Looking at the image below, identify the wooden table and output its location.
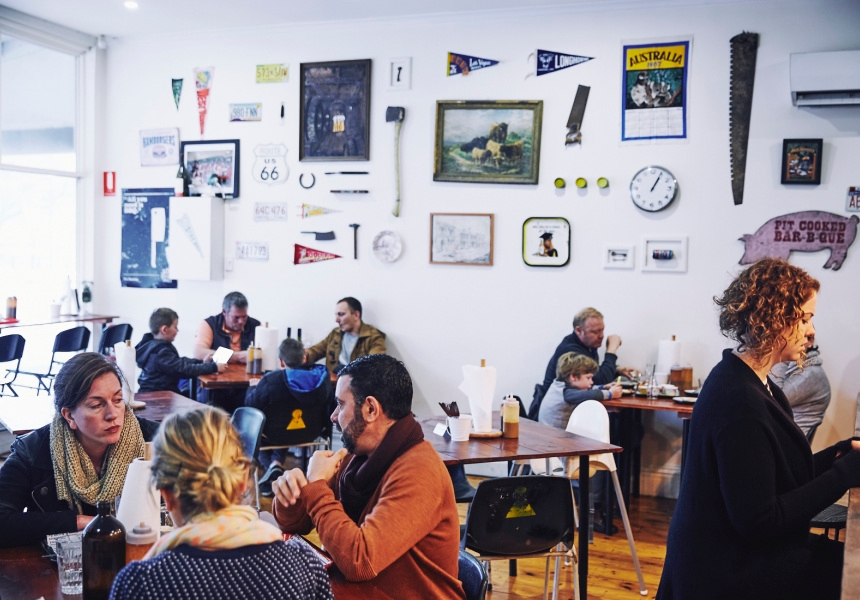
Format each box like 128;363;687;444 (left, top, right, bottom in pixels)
421;414;620;600
197;363;262;390
0;391;200;435
0;545;67;600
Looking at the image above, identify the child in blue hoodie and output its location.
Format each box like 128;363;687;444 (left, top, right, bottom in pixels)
245;337;333;495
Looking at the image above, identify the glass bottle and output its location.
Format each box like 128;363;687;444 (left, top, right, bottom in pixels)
82;500;126;600
246;341;255;374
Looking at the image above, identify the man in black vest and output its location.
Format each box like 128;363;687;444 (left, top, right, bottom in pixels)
193;291;261;412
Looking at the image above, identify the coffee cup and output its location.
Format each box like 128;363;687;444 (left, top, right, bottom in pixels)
447;415;473;442
661;384;679;396
50;302;61;319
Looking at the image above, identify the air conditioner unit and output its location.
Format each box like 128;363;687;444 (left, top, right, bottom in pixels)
790;49;860;106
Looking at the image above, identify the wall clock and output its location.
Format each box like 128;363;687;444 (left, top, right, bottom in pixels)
630;166;678;212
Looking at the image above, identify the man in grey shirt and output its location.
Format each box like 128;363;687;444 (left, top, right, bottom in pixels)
771;334;831;443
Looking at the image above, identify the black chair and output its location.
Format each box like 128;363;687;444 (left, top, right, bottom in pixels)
0;334;25;397
458;550;489;600
462;476;577;600
811;503;848;540
18;326;90;395
231;406;266;511
98;323;133;355
257;388;334;471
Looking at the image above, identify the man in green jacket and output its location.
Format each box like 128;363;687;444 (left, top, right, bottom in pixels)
305;297;386;377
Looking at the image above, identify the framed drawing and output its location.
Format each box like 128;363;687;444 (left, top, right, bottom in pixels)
603;245;635;269
430;213;494;266
522;217;570;267
299;59;371;161
180;139;240;198
781;138;822;185
433;100;543;184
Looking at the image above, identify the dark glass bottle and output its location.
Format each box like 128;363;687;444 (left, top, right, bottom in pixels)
82;500;126;600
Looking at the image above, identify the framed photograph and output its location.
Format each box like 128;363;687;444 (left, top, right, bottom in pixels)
781;138;822;185
433;100;543;185
180;139;240;198
299;59;371;161
642;235;688;273
430;213;494;266
523;217;570;267
603;245;635;269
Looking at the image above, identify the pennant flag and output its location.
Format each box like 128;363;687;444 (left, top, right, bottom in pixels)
298;203;339;219
193;67;213;136
294;244;341;265
448;52;499;76
536;50;593;76
172;78;183;110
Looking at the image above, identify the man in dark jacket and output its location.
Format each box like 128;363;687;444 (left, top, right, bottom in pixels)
246;337;333;496
136;308;225;396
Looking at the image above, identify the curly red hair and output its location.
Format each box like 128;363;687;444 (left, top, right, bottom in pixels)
715;258;819;363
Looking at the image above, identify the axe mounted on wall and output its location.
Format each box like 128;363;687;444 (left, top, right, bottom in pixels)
386;107;405;216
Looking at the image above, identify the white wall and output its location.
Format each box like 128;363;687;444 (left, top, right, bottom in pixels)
93;0;860;493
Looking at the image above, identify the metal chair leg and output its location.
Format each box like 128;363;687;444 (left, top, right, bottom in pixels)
610;470;647;595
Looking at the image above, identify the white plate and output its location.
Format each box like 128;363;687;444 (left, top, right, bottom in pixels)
372;230;403;263
673;397;697;404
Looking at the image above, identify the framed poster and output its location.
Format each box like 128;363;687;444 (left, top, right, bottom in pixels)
180;139;240;198
139;128;179;166
522;217;570;267
433;100;542;184
430;213;494;266
781;139;822;185
299;59;371;161
120;188;178;288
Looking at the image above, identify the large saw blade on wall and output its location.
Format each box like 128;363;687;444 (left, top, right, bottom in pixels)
729;32;759;205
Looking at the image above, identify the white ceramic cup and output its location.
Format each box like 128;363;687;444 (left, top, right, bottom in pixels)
447;415;473;442
655;372;669;385
50;302;61;319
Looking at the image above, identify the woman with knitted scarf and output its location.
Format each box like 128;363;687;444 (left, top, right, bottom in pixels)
110;406;333;600
0;352;159;548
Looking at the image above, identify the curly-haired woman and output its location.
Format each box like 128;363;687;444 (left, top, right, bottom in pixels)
657;258;860;600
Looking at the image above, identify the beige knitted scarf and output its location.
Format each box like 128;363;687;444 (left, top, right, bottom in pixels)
50;405;145;514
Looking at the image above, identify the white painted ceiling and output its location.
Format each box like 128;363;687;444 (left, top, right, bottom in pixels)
2;0;753;39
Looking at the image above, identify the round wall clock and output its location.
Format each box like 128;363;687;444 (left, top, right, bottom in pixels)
630;166;678;212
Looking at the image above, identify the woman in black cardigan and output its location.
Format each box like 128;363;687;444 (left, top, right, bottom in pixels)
657;258;860;600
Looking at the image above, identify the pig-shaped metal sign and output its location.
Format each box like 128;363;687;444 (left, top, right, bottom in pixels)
739;210;859;270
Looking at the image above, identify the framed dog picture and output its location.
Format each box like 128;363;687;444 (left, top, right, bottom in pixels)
433;100;543;185
299;59;371;161
781;138;822;185
180;139;240;198
522;217;570;267
430;213;494;266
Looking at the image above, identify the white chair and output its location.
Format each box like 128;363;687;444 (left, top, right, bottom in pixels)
566;400;648;596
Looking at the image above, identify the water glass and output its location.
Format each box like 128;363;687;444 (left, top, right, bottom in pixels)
55;534;83;595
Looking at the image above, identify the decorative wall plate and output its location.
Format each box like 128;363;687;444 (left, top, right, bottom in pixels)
372;230;403;263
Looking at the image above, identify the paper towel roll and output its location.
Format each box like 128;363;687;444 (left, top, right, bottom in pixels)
255;326;280;372
458;364;497;433
117;458;161;539
656;339;681;373
114;342;136;404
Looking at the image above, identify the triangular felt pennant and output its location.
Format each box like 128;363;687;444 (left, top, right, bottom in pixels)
193;67;213;136
536;50;594;76
294;244;341;264
448;52;499;76
172;78;183;110
298;203;340;218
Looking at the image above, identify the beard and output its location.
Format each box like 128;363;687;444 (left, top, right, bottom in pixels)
338;409;367;454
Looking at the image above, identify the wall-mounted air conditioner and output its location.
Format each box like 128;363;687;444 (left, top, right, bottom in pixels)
790;49;860;106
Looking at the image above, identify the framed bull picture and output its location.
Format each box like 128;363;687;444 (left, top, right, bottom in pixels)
433;100;543;185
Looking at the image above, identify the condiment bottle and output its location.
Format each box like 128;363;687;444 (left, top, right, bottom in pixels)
502;396;520;439
246;342;255;374
254;345;264;375
125;522;157;564
83;500;126;600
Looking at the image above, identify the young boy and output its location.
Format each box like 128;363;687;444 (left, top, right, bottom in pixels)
537;352;622;430
136;308;226;396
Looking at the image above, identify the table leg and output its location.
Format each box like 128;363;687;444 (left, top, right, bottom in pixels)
681;417;691;481
579;455;590;600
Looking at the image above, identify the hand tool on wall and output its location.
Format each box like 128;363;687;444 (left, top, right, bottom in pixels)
349;223;360;259
300;231;336;241
729;31;759;205
386;106;405;216
565;85;590;145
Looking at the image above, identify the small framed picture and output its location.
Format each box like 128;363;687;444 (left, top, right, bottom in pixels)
180;139;240;198
430;213;494;266
603;245;635;269
522;217;570;267
781;138;822;185
388;57;411;90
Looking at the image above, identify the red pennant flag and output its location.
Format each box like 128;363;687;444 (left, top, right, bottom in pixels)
196;88;210;135
294;244;341;264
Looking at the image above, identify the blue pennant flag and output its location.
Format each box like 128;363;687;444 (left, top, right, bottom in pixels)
448;52;499;76
536;49;594;76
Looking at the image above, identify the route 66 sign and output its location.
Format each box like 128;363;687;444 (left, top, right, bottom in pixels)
252;143;288;185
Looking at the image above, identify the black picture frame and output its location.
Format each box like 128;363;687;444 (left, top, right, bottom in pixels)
180;139;240;198
781;138;822;185
299;59;372;161
522;217;570;267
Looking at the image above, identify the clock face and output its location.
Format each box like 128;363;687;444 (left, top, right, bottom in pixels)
630;166;678;212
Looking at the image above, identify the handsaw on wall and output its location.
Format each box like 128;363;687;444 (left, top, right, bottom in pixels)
729;32;759;205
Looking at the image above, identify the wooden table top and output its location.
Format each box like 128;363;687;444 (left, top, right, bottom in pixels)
197;363;262;390
0;545;65;600
0;313;118;330
602;394;695;417
0;391;200;435
842;488;860;599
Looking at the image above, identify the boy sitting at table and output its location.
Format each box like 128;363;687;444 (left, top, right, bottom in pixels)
537;352;622;430
136;308;226;396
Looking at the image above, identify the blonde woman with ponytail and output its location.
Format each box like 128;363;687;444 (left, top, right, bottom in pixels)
110;406;333;600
